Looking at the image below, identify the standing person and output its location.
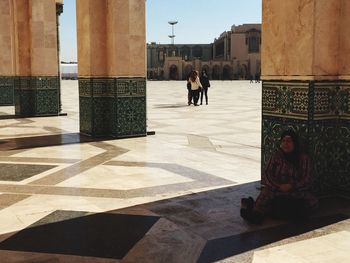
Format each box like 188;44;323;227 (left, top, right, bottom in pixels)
200;69;210;105
255;73;260;83
186;72;193;105
188;70;202;106
240;130;318;224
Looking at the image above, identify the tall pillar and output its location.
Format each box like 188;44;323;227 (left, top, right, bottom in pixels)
262;0;350;196
0;0;15;106
77;0;146;137
13;0;59;116
56;1;63;113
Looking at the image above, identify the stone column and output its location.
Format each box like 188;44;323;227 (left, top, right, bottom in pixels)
13;0;60;116
262;0;350;196
0;0;15;106
56;1;63;113
77;0;146;137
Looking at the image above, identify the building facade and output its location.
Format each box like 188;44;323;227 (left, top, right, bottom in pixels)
147;24;261;80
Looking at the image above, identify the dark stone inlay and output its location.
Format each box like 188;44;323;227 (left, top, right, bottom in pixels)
197;213;349;263
0;163;57;182
0;210;160;260
0;133;118;151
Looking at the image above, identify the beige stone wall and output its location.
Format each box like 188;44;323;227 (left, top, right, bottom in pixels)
13;0;31;76
30;0;58;76
0;0;15;75
313;0;340;77
339;0;350;79
77;0;145;78
230;34;247;61
76;0;107;77
262;0;314;78
9;0;58;76
262;0;347;80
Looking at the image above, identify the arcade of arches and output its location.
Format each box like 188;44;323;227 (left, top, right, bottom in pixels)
0;0;349;206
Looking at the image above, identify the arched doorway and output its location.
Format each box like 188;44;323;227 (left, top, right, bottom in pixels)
169;65;179;80
222;65;233;80
184;64;193;80
212;65;221;80
241;64;248;80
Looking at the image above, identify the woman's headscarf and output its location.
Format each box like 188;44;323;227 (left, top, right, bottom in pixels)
280;129;300;167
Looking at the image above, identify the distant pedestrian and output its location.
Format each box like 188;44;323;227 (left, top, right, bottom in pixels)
186;73;192;105
200;69;210;105
255;73;260;83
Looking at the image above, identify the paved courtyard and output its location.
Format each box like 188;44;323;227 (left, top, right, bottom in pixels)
0;80;349;262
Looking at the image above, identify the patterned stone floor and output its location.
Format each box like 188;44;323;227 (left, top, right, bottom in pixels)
0;80;349;262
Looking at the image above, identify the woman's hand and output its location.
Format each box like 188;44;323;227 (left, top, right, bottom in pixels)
278;184;293;193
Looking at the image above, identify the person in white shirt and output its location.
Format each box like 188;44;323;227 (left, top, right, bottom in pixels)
188;70;203;106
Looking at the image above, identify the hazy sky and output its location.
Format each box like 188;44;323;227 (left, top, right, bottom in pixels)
59;0;262;62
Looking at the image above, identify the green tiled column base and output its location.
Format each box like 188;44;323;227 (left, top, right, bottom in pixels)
262;80;350;197
14;76;59;116
79;77;146;138
0;76;15;106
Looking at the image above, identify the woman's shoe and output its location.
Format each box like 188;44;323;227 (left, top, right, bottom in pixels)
240;208;264;224
241;197;254;210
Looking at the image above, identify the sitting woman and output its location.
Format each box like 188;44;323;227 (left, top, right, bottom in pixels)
241;130;318;223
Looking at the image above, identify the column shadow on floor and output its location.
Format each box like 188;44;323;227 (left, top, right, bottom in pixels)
197;213;348;263
0;133;116;151
0;182;348;261
0;211;160;260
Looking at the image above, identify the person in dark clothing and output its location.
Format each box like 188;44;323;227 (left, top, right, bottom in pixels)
186;72;193;105
255;73;260;83
200;69;210;105
240;130;318;224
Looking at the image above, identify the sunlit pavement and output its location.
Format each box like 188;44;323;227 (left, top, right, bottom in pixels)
0;81;348;262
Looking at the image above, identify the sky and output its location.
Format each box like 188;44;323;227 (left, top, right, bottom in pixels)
59;0;262;62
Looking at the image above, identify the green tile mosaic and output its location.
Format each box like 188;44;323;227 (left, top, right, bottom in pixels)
79;77;147;138
0;77;14;106
262;80;350;197
14;76;60;116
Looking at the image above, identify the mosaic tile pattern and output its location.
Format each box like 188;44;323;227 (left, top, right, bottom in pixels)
0;76;14;106
14;76;59;116
262;80;350;196
262;81;310;119
314;82;350;119
79;77;146;138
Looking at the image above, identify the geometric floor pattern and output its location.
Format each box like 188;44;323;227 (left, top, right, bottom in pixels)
0;81;349;262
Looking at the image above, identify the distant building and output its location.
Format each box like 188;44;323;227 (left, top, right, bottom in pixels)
147;24;261;80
